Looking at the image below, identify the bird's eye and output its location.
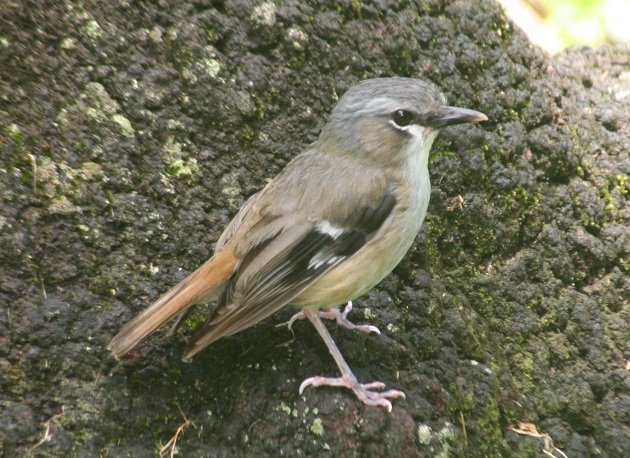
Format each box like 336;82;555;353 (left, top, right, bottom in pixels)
391;109;414;128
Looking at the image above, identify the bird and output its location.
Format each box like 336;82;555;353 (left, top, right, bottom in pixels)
107;77;487;411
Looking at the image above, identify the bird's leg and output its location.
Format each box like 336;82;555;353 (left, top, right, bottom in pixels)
298;308;405;412
280;301;380;334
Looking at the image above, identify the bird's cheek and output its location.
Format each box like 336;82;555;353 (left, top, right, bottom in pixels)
355;119;406;162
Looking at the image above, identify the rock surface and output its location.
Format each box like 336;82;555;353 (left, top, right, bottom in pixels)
1;1;628;456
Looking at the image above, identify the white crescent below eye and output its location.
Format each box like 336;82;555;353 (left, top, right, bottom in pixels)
389;120;424;137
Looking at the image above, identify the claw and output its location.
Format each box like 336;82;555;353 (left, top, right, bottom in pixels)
299;374;405;412
336;302;381;334
280;301;381;335
286;311;305;331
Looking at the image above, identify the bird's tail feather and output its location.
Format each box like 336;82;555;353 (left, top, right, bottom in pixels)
107;248;237;358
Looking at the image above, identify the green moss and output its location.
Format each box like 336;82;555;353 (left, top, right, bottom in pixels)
203;57;221;79
614;174;628;195
205;27;219;42
475;397;504;453
430;148;456;162
3;122;23;142
509;351;536;392
161;136;200;179
434;423;456;458
598;174;627;219
417;424;432;445
251;1;277;27
252;94;271;121
349;0;361;17
0;360;29;396
167;368;182;378
111;114;135;138
448;387;475;415
309;417;324;436
181;304;212;330
83;19;103;40
167;158;199;178
288;54;308;70
239;125;255;142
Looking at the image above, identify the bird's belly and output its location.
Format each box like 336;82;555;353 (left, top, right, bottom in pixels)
294;194;428;309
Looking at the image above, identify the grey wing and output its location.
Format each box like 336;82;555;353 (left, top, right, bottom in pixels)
184;189;397;357
215;191;263;252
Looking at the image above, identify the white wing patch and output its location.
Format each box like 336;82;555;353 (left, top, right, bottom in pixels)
315;221;344;239
308;253;344;270
308;221;346;269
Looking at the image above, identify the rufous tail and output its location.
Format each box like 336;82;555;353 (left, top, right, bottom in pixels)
107;248;237;358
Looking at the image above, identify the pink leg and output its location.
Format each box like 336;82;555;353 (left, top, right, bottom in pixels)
281;301;380;335
299;308;405;412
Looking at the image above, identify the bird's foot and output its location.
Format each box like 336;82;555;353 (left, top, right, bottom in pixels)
280;301;380;334
299;374;405;412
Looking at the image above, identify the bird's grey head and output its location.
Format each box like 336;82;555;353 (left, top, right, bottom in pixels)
317;77;487;167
